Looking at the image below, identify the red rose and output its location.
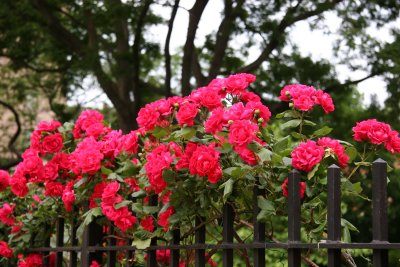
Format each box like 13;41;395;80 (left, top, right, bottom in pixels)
0;170;10;192
205;107;225;134
317;137;349;168
0;241;13;258
44;182;64;197
158;206;175;231
291;140;324;172
228;120;258;148
141;216;155;232
101;182;120;205
188;144;222;183
42;133;64;153
137;104;160;131
176;102;198;127
0;203;15;226
10;174;29;197
281;178;306;199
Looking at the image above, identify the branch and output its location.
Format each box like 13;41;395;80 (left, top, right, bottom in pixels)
31;0;84;54
181;0;209;96
208;0;244;81
238;0;343;73
164;0;180;97
132;0;153;110
0;100;22;170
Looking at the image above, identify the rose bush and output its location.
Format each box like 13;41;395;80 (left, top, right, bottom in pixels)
0;73;399;266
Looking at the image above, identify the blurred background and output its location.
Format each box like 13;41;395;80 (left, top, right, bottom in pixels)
0;0;400;264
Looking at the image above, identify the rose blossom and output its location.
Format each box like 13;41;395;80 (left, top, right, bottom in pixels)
42;133;64;153
188;144;222;183
228;120;259;148
0;170;10;192
0;241;13;258
158;206;175;231
176;102;198;127
141;216;155;232
291;140;325;172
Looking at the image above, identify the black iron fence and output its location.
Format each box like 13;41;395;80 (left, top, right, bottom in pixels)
19;159;395;266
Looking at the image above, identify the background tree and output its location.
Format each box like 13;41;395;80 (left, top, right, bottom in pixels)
1;0;399;132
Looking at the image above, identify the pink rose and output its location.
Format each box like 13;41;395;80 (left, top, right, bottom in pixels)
291;140;324;172
42;133;64;153
158;206;175;231
0;241;13;258
0;170;10;192
176;102;198;127
205;107;225;134
137;104;160;131
228;120;258;148
188;144;222;183
44;182;64;197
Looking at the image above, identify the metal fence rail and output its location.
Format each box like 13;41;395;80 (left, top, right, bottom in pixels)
24;159;393;267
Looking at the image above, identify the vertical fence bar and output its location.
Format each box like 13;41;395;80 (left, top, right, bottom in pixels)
288;170;301;267
222;203;234;267
69;210;78;267
195;216;206;267
81;202;103;267
372;159;388;267
147;194;158;267
327;165;341;267
170;229;180;267
253;178;265;267
42;223;51;267
107;225;116;267
56;216;65;267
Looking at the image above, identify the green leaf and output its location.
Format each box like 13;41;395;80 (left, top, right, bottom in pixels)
132;190;146;198
343;226;351;243
257;196;276;222
150;127;169;138
247;142;259;152
74;177;88;189
220;179;234;202
101;166;113;175
274;136;289;152
257;148;272;163
143;206;159;214
76;207;102;237
223;167;245;178
132;238;152;249
175;127;196;139
276;110;300;119
282;157;292;166
115;200;132;209
352;182;363;194
116;160;139;176
310;221;327;234
345;146;358;162
291;132;306;139
162;168;175;183
313;126;333;137
303;120;316;126
354;161;372;167
307;164;320;180
271;152;283;165
341;218;359;232
281;119;301;130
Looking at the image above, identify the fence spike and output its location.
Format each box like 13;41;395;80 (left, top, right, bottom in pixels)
288;169;301;267
372;158;388;266
327;164;341;267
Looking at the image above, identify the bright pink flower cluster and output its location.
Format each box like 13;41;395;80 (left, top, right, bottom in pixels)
317;137;349;167
17;253;42;267
279;84;334;113
292;138;349;171
158;206;175;232
30;120;63;154
101;182;137;232
352;119;400;154
0;203;15;226
291;140;325;172
176;143;222;183
72;110;108;139
0;170;10;192
0;241;13;258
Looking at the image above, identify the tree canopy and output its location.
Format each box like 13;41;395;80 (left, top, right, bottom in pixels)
1;0;399;131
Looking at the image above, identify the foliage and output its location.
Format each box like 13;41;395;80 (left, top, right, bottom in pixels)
0;0;399;132
1;74;400;265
